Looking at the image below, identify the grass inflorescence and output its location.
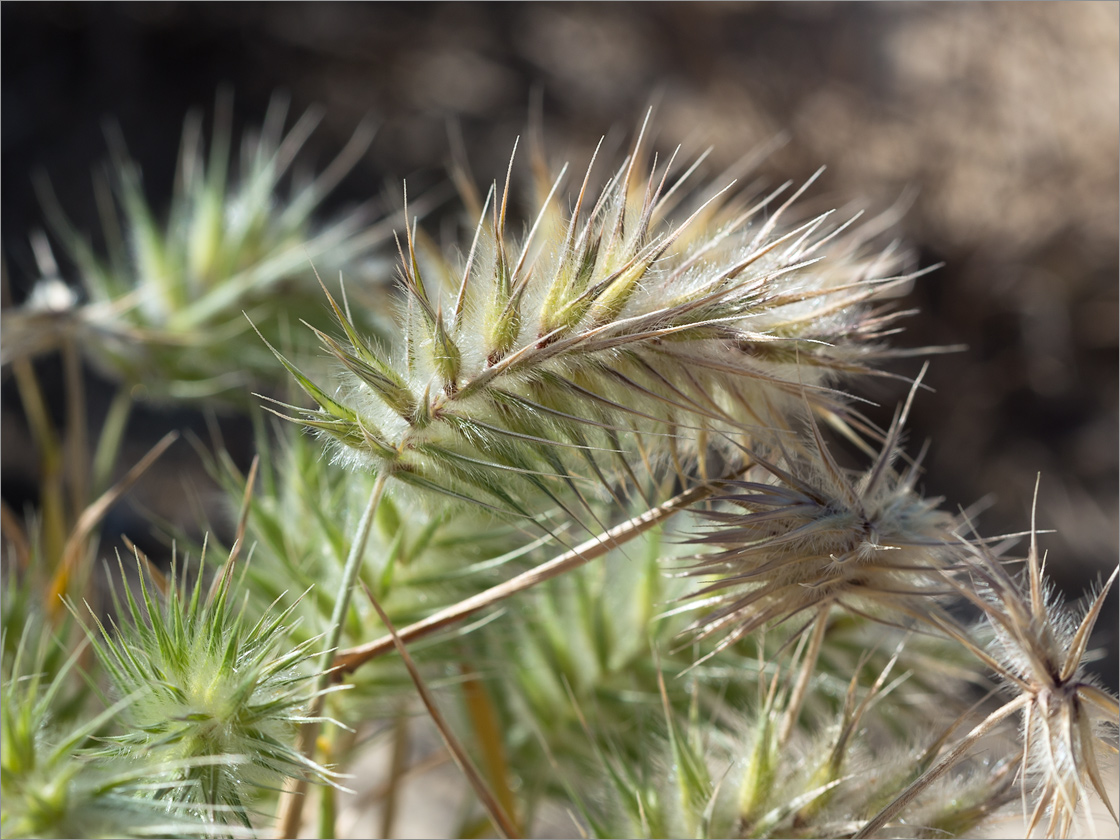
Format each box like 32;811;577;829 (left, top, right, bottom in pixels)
264;122;921;529
2;105;1116;839
75;551;337;830
2;92;391;402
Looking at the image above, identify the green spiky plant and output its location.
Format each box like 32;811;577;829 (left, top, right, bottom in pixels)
2;92;393;402
1;553;256;839
2;104;1116;840
76;549;340;828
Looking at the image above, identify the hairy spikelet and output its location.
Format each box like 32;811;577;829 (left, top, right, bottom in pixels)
268;125;920;521
955;529;1119;837
77;553;335;828
679;373;957;653
855;498;1119;840
1;612;238;838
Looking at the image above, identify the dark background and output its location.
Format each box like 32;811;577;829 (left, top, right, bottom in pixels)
3;2;1117;687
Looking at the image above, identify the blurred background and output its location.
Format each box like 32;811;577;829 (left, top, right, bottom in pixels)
2;2;1117;687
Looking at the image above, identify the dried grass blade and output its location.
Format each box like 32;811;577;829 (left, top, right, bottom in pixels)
0;498;31;569
359;581;519;839
48;430;179;614
334;472;736;675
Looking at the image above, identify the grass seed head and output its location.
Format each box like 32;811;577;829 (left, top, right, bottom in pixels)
3;92;388;401
272;127;921;523
2;613;240;838
955;522;1119;838
79;552;335;826
681;379;956;649
569;654;1009;839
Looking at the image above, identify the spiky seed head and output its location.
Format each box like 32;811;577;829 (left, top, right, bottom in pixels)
568;655;1011;840
79;554;335;825
2;615;238;838
953;525;1119;838
270;127;921;523
2;94;386;399
680;381;956;651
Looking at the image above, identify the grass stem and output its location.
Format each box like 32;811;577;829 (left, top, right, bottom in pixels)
334;474;732;676
275;470;388;838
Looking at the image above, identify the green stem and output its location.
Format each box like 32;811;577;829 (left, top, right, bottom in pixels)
275;471;388;839
91;389;133;497
62;338;88;519
316;755;336;840
321;470;389;690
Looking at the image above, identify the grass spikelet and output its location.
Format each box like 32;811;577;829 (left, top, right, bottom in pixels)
76;548;337;828
565;649;1011;840
1;608;240;839
952;511;1118;838
679;372;957;653
858;484;1119;839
